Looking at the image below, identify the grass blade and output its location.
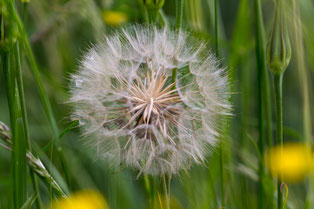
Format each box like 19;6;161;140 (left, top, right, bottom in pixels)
2;48;27;209
15;42;42;209
14;118;27;209
42;121;79;153
5;0;70;187
20;193;37;209
291;1;313;206
0;122;68;197
254;0;275;208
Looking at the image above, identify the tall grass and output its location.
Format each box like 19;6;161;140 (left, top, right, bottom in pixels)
0;0;313;209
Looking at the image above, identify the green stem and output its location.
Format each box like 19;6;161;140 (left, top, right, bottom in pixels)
274;73;283;209
15;42;30;169
144;175;153;209
137;0;149;23
171;68;177;86
158;10;168;27
171;0;184;83
148;9;159;23
2;45;28;209
15;43;42;209
2;50;18;209
22;2;28;23
8;0;60;156
1;9;4;40
255;0;265;208
2;52;15;127
291;0;312;152
0;124;67;198
219;146;225;207
176;0;184;29
160;175;170;209
214;0;219;58
214;0;225;207
255;0;275;207
23;36;61;152
264;75;273;148
7;1;71;188
172;0;184;85
164;175;170;209
291;1;313;208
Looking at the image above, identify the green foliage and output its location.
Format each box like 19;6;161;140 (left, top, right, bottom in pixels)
0;0;313;209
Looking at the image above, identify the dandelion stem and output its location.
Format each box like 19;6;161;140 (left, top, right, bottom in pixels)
164;175;171;209
274;73;283;209
214;0;219;58
144;175;154;209
172;0;184;85
170;68;177;86
175;0;184;29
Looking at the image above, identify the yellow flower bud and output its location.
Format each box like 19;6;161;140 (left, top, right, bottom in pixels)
266;0;291;74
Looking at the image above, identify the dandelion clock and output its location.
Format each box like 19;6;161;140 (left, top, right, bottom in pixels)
69;26;231;176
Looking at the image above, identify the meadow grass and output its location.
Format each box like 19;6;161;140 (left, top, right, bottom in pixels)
0;0;313;209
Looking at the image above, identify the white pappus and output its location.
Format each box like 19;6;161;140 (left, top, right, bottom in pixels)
69;26;231;176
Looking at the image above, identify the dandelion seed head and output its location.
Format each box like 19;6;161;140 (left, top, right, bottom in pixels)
69;26;231;176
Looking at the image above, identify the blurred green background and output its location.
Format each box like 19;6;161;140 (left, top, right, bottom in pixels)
0;0;313;208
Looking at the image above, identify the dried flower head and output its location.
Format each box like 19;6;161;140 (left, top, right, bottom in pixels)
69;26;231;176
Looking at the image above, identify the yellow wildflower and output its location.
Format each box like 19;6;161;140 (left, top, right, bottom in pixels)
51;190;108;209
102;11;128;27
266;143;313;182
